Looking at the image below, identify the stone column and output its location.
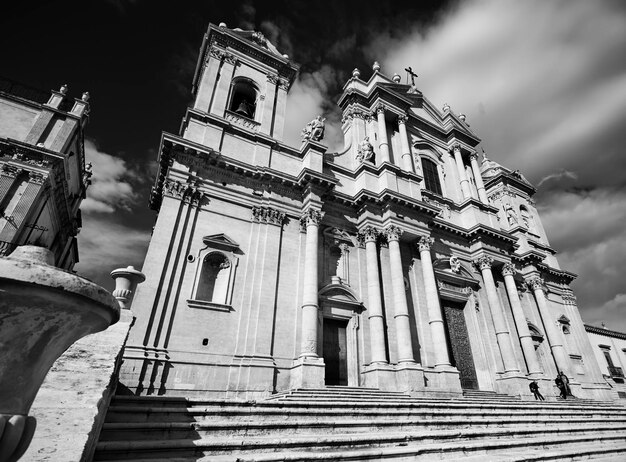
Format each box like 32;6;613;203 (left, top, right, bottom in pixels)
502;263;542;375
451;143;472;200
418;236;451;368
469;151;489;204
299;209;324;358
397;114;413;173
475;256;520;373
385;225;414;363
211;53;237;116
376;104;390;164
528;276;571;375
361;226;387;364
259;74;278;136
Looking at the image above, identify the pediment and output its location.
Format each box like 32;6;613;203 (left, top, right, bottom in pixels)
202;233;240;251
319;283;362;309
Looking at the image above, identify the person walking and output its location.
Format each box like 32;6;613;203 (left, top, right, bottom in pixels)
555;374;567;399
559;371;573;397
529;380;545;401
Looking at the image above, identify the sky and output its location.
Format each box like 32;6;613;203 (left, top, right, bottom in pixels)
1;0;625;331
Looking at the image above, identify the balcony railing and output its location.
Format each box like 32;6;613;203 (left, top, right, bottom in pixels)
609;366;624;378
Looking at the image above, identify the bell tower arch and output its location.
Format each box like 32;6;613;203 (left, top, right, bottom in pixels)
188;23;298;141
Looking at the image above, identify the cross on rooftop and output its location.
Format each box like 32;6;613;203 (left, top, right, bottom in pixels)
405;66;418;86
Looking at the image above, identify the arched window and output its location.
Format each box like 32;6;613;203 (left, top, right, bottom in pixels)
229;78;258;119
196;252;231;304
519;205;534;231
422;157;443;195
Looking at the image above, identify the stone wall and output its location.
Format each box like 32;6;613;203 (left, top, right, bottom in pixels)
22;310;133;462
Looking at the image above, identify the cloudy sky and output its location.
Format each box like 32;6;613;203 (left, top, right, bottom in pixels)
2;0;625;330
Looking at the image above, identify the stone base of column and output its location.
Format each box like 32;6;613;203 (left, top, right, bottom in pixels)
289;357;325;389
494;372;530;398
423;367;462;393
395;363;425;393
362;363;396;391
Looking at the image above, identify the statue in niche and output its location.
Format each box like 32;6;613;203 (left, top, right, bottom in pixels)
302;115;325;142
504;203;518;225
356;136;375;163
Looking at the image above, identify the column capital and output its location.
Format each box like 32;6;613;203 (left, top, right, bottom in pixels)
501;262;517;277
474;255;494;270
375;103;386;114
253;206;286;225
358;225;379;243
469;151;479;162
562;291;577;306
449;142;462;154
266;73;279;85
300;209;324;227
384;225;403;242
397;114;408;124
417;236;435;252
527;276;546;293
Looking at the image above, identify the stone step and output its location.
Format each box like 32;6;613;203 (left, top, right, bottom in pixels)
98;416;626;440
93;427;626;460
103;402;626;424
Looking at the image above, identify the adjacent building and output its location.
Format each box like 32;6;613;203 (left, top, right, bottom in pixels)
0;77;91;269
586;324;626;398
119;24;613;400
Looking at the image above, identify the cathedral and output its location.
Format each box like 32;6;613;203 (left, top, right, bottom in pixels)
119;23;611;400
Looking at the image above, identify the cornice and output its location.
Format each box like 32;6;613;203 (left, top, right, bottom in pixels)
585;324;626;340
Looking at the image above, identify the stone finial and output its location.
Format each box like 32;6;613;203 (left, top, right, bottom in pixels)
443;103;450;112
219;22;227;28
59;84;68;95
282;54;289;59
81;91;90;102
352;68;361;79
110;265;146;310
372;61;381;72
459;113;466;122
392;73;401;83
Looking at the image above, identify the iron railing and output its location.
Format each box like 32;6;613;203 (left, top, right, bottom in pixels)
609;366;625;378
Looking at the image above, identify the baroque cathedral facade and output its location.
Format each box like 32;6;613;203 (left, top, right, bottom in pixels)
119;24;611;400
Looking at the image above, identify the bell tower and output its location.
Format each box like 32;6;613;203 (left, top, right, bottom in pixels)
185;23;298;144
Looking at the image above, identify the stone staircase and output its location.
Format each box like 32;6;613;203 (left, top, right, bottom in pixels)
94;386;626;461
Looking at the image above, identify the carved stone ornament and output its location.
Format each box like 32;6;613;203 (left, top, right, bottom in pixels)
358;225;379;243
163;179;186;199
504;203;519;226
502;262;517;277
28;172;47;185
469;151;479;162
252;206;286;225
222;52;238;65
488;184;516;203
375;103;386;115
208;46;223;60
356;136;374;163
474;255;494;271
278;78;290;91
384;225;403;242
300;209;324;227
338;242;350;256
266;74;279;85
301;116;325;142
449;143;462;154
561;290;577;306
1;164;22;178
341;106;373;124
417;236;435;252
397;114;408;124
527;276;546;293
449;256;462;273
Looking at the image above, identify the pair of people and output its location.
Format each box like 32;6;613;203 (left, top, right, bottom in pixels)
528;371;572;401
555;371;572;399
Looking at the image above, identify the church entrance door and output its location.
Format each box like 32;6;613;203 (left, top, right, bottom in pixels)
323;318;348;386
442;301;478;390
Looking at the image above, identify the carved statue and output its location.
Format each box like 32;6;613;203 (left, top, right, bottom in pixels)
301;115;325;142
356;136;374;163
504;203;518;225
449;256;461;273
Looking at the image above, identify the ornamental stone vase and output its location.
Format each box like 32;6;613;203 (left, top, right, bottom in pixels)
0;246;119;462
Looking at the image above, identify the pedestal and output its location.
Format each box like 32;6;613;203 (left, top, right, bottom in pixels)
362;363;397;390
290;357;325;389
395;363;425;393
